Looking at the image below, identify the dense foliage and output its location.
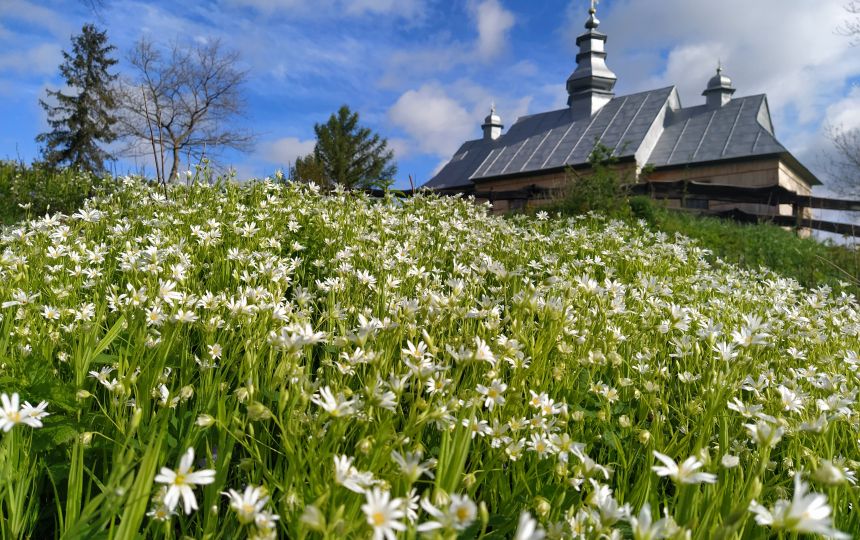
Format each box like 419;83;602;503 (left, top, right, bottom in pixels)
544;145;638;218
0;161;112;224
1;178;859;539
629;196;860;294
310;105;397;190
36;24;118;174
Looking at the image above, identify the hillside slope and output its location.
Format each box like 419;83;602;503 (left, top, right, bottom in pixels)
1;181;858;538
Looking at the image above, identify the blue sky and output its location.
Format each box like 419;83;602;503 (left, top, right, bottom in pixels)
2;0;860;190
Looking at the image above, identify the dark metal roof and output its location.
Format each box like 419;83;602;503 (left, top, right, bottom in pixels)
424;87;822;189
474;87;675;180
422;139;496;190
425;87;674;189
648;95;786;167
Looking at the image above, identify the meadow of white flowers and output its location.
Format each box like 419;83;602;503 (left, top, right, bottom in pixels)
0;177;858;539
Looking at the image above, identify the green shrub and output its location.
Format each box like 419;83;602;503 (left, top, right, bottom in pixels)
0;161;114;222
543;143;636;218
631;196;860;293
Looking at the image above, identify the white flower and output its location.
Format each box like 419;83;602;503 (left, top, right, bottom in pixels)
146;503;176;522
745;421;784;448
391;449;436;483
207;343;223;360
333;455;376;493
158;279;184;305
476;379;507;410
361;487;406;540
0;392;49;432
224;485;269;524
514;511;545;540
311;386;356;418
587;479;630;525
42;305;61;320
154;448;216;514
813;460;856;486
777;385;804;413
651;451;716;485
720;454;740;468
572;447;612;479
628;502;669;540
417;494;477;532
748;473;849;539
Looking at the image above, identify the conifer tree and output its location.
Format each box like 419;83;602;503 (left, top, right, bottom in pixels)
313;105;397;190
37;24;118;174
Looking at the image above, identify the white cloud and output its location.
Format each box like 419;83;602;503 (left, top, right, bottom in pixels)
228;0;426;19
0;0;72;38
345;0;426;18
379;0;515;87
586;0;860;129
388;80;534;159
825;86;860;131
387;137;413;160
260;137;316;166
0;43;62;75
389;83;475;157
469;0;515;60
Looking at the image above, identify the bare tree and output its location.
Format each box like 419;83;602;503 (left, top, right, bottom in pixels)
838;1;860;43
116;37;253;184
823;124;860;194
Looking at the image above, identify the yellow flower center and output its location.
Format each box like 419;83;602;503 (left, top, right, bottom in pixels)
372;511;386;526
456;507;471;522
8;411;20;423
174;473;186;485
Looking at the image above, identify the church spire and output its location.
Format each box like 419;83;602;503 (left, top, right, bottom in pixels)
702;61;736;109
481;104;503;141
567;1;617;118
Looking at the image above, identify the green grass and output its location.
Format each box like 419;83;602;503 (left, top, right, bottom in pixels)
627;196;860;294
0;176;859;539
0;161;111;224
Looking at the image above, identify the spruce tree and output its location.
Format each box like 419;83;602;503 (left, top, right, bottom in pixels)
313;105;397;190
36;24;118;174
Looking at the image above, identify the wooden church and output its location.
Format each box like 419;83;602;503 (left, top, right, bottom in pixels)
423;4;821;216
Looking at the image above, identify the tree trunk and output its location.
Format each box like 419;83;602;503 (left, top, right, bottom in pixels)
169;147;180;184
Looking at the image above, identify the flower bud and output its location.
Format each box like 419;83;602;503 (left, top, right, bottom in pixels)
534;496;551;518
357;437;374;455
479;501;489;529
196;414;216;428
247;402;273;422
462;472;477;489
130;407;143;432
179;385;194;401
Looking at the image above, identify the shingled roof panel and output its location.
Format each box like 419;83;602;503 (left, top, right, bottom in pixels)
470;87;675;180
648;95;789;168
423;139;494;190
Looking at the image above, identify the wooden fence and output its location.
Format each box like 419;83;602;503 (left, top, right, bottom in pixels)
368;182;860;237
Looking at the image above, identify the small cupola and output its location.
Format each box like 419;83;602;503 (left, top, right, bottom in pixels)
566;1;617;118
482;105;503;141
703;63;736;109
